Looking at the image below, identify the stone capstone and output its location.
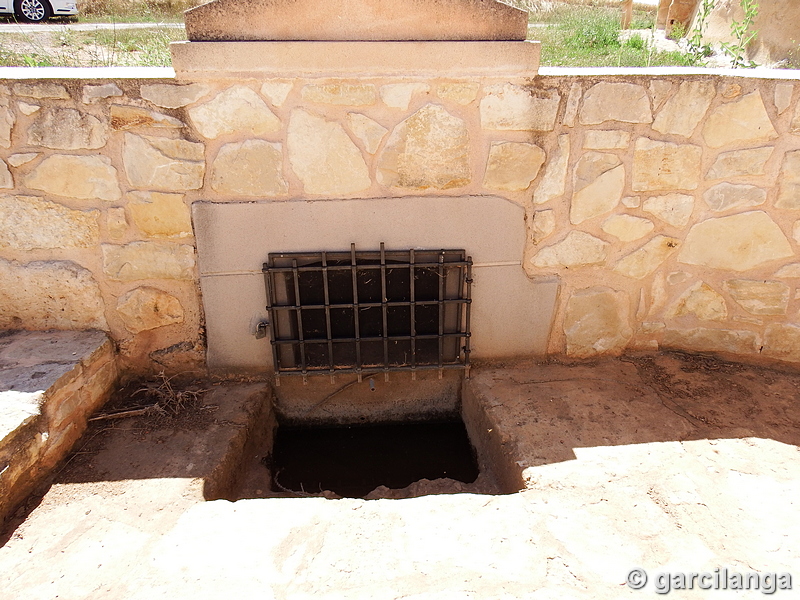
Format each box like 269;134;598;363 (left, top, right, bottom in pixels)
0;195;99;250
347;113;388;155
564;287;632;357
776;150;800;210
82;83;122;104
533;134;569;205
377;104;469;190
763;324;800;362
437;82;480;105
260;80;293;107
703;183;766;212
678;211;794;271
110;105;184;131
102;242;196;281
12;83;69;99
116;286;185;334
642;194;694;228
480;84;560;131
380;83;430;110
582;130;630;150
723;279;789;315
25;154;121;202
122;133;205;191
288;109;371;195
531;231;608;269
667;282;728;321
652;80;715;137
632;138;702;192
483;142;545;192
26;108;107;150
210;140;288;197
601;214;654;242
613;235;680;279
706;146;773;179
662;327;758;355
0;259;107;330
188;85;281;139
126;192;193;238
141;83;211;109
579;82;652;125
702;91;777;149
570;152;624;224
302;83;377;106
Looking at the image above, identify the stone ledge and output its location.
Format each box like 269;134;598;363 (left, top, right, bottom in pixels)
538;66;800;79
170;41;540;79
0;66;175;80
0;330;118;526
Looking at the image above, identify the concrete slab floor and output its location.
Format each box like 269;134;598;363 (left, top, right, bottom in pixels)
1;353;799;599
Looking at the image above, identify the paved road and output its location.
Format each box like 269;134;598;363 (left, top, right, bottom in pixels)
0;21;184;33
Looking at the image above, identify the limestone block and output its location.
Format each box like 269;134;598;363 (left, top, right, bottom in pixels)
632;138;701;191
122;133;205;192
110;105;183;130
379;83;429;110
82;83;122;104
347;113;388;154
642;193;694;228
141;83;211;109
0;195;99;250
662;327;758;355
774;263;800;278
762;324;800;362
0;160;11;189
480;83;560;131
116;287;185;334
649;80;673;110
188;85;280;139
260;80;293;107
210;140;288;197
622;196;641;208
437;82;479;105
377;104;469;190
106;207;127;240
579;82;652;125
723;279;789;315
533;134;569;205
702;91;777;149
613;235;680;279
776;150;800;210
26;154;121;202
563;82;581;127
667;282;727;321
483;142;545;192
706;147;773;179
289;109;371;195
601;214;654;242
0;259;107;330
7;153;37;167
652;81;715;138
0;104;13;148
678;211;793;271
127;191;193;238
570;152;623;224
529;209;556;244
531;231;608;269
703;183;766;212
102;242;195;281
302;83;377;106
564;287;632;357
774;83;793;115
17;102;39;116
582;130;630;150
12;83;69;99
27;108;107;150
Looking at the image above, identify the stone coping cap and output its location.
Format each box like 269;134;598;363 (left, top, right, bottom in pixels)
184;0;528;42
170;40;541;78
538;66;800;79
0;66;176;79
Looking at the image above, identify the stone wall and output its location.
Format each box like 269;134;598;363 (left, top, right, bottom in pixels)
0;69;799;372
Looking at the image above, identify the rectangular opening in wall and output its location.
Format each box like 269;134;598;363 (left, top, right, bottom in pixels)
263;243;472;382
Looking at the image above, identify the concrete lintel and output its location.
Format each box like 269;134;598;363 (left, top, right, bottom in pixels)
170;41;540;79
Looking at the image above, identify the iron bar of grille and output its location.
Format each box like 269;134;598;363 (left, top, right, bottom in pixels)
380;242;390;381
350;243;362;382
263;262;282;385
437;251;445;378
265;299;469;310
409;248;416;380
271;332;467;345
264;261;471;273
291;259;308;382
464;259;473;378
321;251;335;382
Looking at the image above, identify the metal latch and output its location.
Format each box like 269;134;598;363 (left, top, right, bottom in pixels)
255;320;270;339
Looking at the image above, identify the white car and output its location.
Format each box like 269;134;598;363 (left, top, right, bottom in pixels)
0;0;78;22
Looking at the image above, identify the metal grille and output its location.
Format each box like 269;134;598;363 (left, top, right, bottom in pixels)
263;243;472;383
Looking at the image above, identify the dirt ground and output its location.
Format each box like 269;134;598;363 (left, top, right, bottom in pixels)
1;352;799;599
